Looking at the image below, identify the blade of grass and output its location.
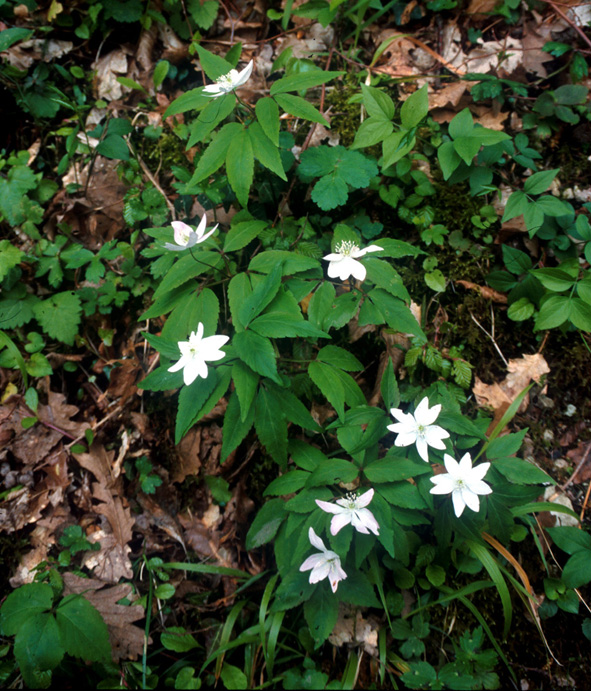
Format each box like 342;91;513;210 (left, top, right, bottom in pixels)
466;539;512;640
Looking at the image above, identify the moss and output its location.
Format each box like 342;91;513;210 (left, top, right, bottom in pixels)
139;130;189;172
324;78;365;148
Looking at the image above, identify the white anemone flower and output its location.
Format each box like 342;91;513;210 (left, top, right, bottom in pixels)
299;527;347;593
202;60;254;98
164;216;218;251
322;240;383;282
316;488;380;536
167;322;229;386
388;397;450;463
430;452;492;517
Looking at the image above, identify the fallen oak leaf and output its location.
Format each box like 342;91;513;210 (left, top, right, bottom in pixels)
62;572;148;660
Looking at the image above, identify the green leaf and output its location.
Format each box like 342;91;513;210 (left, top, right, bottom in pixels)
256;97;280;146
33;292;81;346
268;383;320;431
250;313;327;338
226;128;254;207
0;240;24;282
502;191;528;223
308;360;345;420
502;245;532;275
0;583;53;636
449;108;474;139
380;358;399;409
400;84;429;129
368;289;424;339
453;136;483;166
175;371;220;443
161;627;200;653
324;292;362;331
248;121;287;180
424;269;446;293
361;84;395;120
152;252;220;302
164;89;210;118
274;93;329;126
232;361;259;422
493;457;552;484
239;264;283;327
270;70;344;95
153;60;170;88
0;27;34;52
534;295;570;330
55;594;110;661
523;169;560;195
249;250;320;275
364;456;431;483
507;297;534;321
161;288;220;343
317;345;363;371
255;386;288;467
245;498;286;549
221;391;255;461
195;44;233;80
536;195;570;217
546;527;591;554
569;298;591;331
264;470;310;496
437;140;462;180
308;281;335;330
14;613;64;683
377;483;427;509
531;268;575;292
311;174;349;210
233;330;280;382
306;458;359;487
351;117;394;149
96;135;130;160
187;93;236;147
189;122;242;186
189;0;219;29
304;588;339;645
562;551;591;589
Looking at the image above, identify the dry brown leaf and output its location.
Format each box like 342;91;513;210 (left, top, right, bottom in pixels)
473;353;550;413
137;493;186;550
455;280;508;303
328;604;379;655
63;572;147;660
429;81;472;109
93;49;130;101
74;444;135;582
172;428;202;484
0;486;49;532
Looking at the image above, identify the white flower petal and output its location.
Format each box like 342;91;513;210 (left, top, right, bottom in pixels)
469;479;492;495
299;554;325;572
308;527;326;552
167;358;186;374
354;244;383;257
356;488;374;508
424;426;449;449
323;253;344;262
443;454;460;475
309;561;331;583
356;508;380;535
429;474;456;494
452;490;466;517
393;431;417;447
461;488;480;513
458;453;473;474
349;258;367;282
330;512;352;535
471;462;491;481
198;223;219;243
316;499;343;515
415;437;430;462
234;60;254;87
415;398;441;426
